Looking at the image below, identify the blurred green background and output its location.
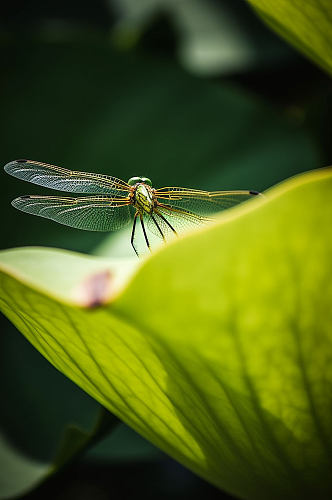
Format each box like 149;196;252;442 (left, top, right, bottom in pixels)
0;1;331;499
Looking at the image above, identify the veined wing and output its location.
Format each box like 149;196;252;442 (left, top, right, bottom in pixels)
11;195;131;231
4;159;130;195
155;187;262;215
147;204;210;240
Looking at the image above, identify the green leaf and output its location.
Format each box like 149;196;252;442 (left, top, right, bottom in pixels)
3;41;320;480
0;433;48;499
52;407;118;471
246;0;332;76
0;41;320;468
1;168;332;499
0;408;118;499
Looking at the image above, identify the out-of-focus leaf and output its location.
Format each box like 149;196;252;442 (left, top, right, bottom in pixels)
52;408;118;470
0;409;118;499
246;0;332;76
0;433;48;500
87;423;162;462
110;0;295;75
0;168;331;499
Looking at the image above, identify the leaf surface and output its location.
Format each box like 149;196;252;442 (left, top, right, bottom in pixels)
1;169;332;499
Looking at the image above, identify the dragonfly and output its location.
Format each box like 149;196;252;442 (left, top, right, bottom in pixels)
4;159;262;256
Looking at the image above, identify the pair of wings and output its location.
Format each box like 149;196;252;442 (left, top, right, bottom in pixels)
4;159;261;233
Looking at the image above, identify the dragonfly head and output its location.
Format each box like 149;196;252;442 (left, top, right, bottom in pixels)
128;176;152;187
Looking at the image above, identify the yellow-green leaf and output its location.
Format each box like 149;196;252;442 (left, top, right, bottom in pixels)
246;0;332;76
1;168;332;499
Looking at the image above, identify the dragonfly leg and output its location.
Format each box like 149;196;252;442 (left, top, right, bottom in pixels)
151;214;165;241
139;214;151;252
131;212;139;257
156;211;177;235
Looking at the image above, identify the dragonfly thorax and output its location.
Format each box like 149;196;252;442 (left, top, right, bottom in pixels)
134;183;154;214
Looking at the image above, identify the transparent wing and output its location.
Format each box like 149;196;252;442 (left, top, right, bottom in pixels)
155;187;262;215
146;205;210;240
4;159;130;195
11;195;131;231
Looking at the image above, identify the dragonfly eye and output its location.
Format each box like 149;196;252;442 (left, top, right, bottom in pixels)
128;176;141;186
141;177;152;186
128;176;152;186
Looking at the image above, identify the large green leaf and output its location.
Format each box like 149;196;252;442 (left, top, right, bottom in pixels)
1;168;331;499
246;0;332;76
2;41;320;488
